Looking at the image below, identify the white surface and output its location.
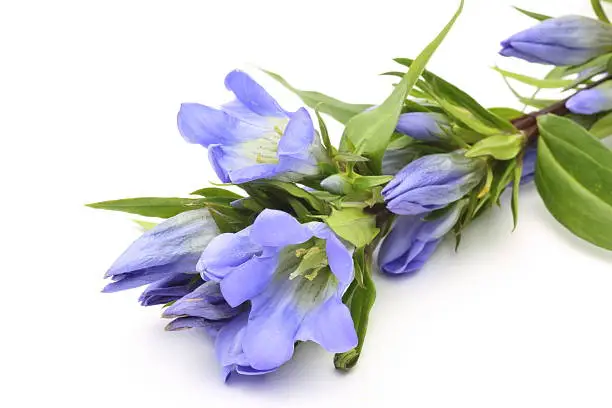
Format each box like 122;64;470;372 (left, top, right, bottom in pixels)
3;0;612;407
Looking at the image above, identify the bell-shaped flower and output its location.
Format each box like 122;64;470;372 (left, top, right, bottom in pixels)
378;203;463;274
499;16;612;66
382;151;486;215
197;209;357;372
566;85;612;115
177;70;325;184
396;112;450;141
102;209;219;293
162;281;272;379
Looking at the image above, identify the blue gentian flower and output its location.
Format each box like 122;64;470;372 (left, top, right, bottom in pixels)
177;70;325;184
396;112;450;141
162;281;273;379
378;203;463;275
102;209;219;293
382;151;486;215
500;16;612;65
566;86;612;114
197;209;357;371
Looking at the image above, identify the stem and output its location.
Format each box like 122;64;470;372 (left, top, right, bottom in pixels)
511;75;612;137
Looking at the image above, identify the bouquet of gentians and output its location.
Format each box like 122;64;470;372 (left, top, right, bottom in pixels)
88;0;612;380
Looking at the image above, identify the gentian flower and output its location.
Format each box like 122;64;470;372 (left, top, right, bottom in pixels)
382;151;486;215
500;16;612;66
378;203;463;275
162;281;273;379
102;209;219;293
566;86;612;115
396;112;450;141
197;209;357;372
177;70;325;184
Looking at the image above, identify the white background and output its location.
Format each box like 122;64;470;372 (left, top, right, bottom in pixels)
2;0;612;407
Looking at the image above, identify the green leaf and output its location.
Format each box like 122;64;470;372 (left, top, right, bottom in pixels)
314;106;335;160
334;248;376;371
247;180;329;215
342;0;464;172
590;112;612;139
395;59;516;134
352;175;393;190
325;207;379;248
493;66;575;89
488;107;524;121
536;115;612;250
86;197;207;218
513;6;551;21
190;187;243;199
592;0;610;23
465;134;525;160
262;69;371;124
132;219;158;231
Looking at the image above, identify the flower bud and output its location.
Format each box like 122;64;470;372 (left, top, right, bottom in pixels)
566;85;612;115
500;16;612;66
396;112;450;141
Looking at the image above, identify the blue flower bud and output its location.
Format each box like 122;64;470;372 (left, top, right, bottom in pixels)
382;151;486;215
396;112;450;141
500;16;612;66
566;86;612;115
378;204;463;275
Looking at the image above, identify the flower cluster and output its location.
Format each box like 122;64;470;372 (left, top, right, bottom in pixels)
90;0;612;383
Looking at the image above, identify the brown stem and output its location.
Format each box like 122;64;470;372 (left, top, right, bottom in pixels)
511;75;612;137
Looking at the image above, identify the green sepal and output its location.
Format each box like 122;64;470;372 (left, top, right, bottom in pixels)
325;207;379;248
466;133;526;160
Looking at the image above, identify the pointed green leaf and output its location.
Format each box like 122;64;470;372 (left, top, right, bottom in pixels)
262;69;371;124
352;175;393;190
86;197;207;218
592;0;610;23
590;112;612;139
493;66;575;89
190;187;243;199
342;0;464;172
132;219;158;231
536;115;612;250
513;6;551;21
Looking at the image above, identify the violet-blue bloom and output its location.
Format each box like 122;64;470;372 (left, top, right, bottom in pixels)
382;151;486;215
566;86;612;115
396;112;450;141
197;209;357;372
162;281;273;379
177;70;324;184
378;203;463;275
102;209;219;293
500;16;612;66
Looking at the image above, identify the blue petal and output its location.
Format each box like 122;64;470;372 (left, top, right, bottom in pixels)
215;312;252;369
165;316;226;335
177;103;263;147
163;281;240;320
219;254;279;307
277;108;315;161
509;42;595;66
227;163;280;184
297;297;357;352
250;209;314;247
102;264;183;293
197;228;260;281
499;45;551;64
224;70;288;118
105;209;218;279
309;223;354;287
